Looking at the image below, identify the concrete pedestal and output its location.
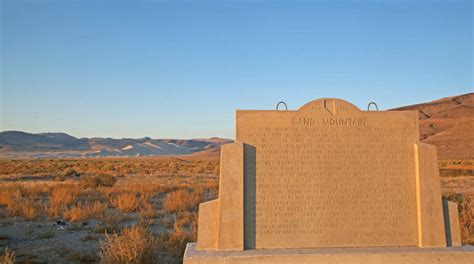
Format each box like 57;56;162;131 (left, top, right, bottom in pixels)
183;243;474;264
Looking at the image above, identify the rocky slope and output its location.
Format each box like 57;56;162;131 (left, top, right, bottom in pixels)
392;93;474;160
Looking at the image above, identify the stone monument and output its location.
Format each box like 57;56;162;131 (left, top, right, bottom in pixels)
183;98;473;263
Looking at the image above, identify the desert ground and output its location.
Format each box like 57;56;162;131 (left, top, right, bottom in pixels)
0;157;219;263
0;157;472;263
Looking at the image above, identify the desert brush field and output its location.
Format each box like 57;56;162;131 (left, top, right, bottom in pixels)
0;157;472;263
0;157;219;263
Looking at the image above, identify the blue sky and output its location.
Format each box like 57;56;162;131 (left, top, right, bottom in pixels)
1;0;472;139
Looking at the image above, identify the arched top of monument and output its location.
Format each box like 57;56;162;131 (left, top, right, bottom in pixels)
298;98;361;115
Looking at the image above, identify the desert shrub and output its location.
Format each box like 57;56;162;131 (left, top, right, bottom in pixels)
110;191;155;214
48;184;80;218
80;176;100;189
138;202;156;220
21;184;52;200
163;188;203;213
99;225;157;264
80;175;117;189
158;221;195;257
103;182;162;209
199;181;219;201
0;247;15;264
192;165;205;174
96;210;126;233
0;185;22;208
62;168;80;177
175;211;198;231
18;198;42;220
54;175;66;182
110;193;141;213
102;163;116;172
0;158;220;179
50;185;79;206
4;196;42;220
97;174;118;187
0;184;45;220
63;202;107;222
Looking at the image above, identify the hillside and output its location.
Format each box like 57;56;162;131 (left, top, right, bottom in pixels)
392;93;474;160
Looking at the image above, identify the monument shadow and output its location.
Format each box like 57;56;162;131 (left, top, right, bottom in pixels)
243;143;256;249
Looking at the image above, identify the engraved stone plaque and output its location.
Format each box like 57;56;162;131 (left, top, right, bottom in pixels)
237;98;420;248
194;98;454;253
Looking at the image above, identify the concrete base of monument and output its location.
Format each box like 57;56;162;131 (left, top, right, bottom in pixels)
183;243;474;264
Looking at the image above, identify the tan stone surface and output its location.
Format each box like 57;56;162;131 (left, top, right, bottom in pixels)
217;143;244;250
236;98;421;248
195;98;457;253
197;200;219;250
184;243;474;264
447;201;462;247
413;143;446;247
197;142;247;250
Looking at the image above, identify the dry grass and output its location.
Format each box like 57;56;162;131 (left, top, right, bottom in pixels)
96;210;127;233
158;218;196;258
0;189;43;220
99;225;157;264
50;184;79;207
48;184;81;219
138;202;156;219
0;185;22;206
63;201;107;222
80;174;117;189
0;247;16;264
15;198;43;220
0;158;220;263
0;158;219;180
110;193;142;213
108;185;158;214
163;188;203;213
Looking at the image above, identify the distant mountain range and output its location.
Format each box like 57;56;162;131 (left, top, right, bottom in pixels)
1;93;472;159
0;131;232;158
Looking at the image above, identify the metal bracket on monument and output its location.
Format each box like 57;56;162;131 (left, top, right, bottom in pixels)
367;102;379;111
276;101;288;110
